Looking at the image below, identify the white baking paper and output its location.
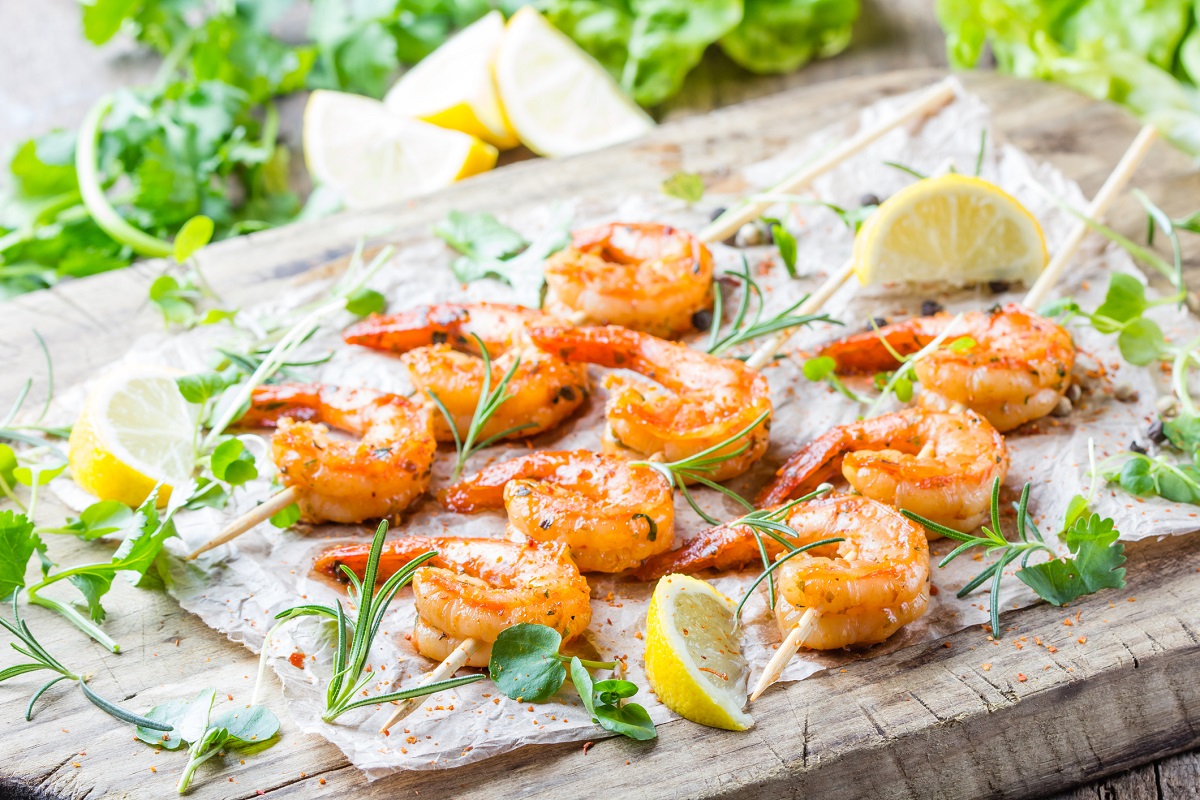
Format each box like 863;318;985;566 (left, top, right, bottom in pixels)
47;79;1200;777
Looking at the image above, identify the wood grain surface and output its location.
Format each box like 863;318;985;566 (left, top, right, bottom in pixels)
2;3;1199;796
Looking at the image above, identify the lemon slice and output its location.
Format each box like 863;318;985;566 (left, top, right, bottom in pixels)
68;369;198;508
854;174;1048;286
494;8;654;158
644;574;753;731
303;90;498;210
384;11;519;150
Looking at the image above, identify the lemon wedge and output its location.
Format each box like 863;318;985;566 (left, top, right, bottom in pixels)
853;174;1048;286
384;11;519;150
644;574;753;731
68;369;198;508
494;8;654;158
303;90;498;210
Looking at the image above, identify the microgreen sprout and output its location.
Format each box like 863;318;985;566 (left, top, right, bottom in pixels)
865;314;970;417
429;333;536;481
706;257;839;356
634;410;771;524
903;478;1125;638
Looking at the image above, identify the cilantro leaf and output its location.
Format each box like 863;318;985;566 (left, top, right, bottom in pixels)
435;210;529;283
1117;317;1166;366
176;370;236;405
60;489;177;622
1017;514;1126;606
1093;273;1149;331
269;502;301;528
210;439;258;487
661;172;704;203
345;287;386;317
172;215;214;263
60;500;141;541
1163;413;1200;455
0;511;39;600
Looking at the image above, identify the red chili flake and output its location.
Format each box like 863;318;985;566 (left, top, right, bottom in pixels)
583;741;594;755
288;651;306;669
1017;674;1027;682
1077;636;1088;644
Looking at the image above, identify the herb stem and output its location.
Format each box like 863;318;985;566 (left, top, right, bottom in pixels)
75;96;174;258
26;592;121;653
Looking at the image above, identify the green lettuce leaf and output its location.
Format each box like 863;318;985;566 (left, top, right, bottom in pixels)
719;0;859;74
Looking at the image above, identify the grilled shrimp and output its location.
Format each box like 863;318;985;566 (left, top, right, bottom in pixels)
544;223;714;338
344;302;590;443
315;536;592;667
441;450;675;573
758;408;1008;531
528;325;772;481
637;495;929;650
819;303;1075;431
240;384;435;524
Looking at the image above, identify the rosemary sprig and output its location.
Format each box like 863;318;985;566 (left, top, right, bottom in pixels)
258;521;482;721
429;333;535;481
730;484;840;618
634;410;770;524
0;595;169;729
0;331;69;454
706;257;839;357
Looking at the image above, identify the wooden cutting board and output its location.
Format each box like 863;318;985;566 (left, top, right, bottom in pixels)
3;69;1199;800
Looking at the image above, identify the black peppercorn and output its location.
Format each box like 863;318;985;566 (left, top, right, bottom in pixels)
692;308;714;331
920;300;944;316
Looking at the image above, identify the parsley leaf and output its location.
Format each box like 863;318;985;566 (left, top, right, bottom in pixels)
1016;514;1126;605
0;511;39;600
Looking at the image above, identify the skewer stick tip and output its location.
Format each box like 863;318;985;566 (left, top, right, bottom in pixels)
380;637;482;733
749;607;820;701
185;484;302;560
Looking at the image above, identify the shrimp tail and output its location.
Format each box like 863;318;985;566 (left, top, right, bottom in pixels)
757;429;848;507
527;324;647;368
633;523;779;582
817;317;942;374
315;536;439;582
440;452;570;512
343;304;470;353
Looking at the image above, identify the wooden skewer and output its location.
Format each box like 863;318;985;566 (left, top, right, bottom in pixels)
697;78;958;246
746;124;1159;703
1023;124;1158;310
186;485;301;560
380;638;481;733
744;258;857;371
749;608;820;701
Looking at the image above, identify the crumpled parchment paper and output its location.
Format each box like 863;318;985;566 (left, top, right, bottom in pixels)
49;79;1200;776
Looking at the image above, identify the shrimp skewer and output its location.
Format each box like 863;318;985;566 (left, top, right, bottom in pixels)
442;450;675;573
758;407;1009;532
187;384;436;559
315;534;592;729
818;304;1076;432
529;325;773;482
748;495;930;699
345;302;590;444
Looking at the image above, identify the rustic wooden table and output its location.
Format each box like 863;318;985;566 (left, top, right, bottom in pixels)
3;4;1199;800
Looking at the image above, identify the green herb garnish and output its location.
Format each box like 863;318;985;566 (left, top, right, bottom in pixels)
904;478;1125;639
706;257;838;357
